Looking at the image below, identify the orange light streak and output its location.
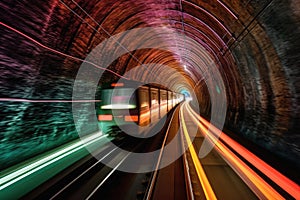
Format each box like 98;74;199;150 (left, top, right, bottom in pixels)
186;103;300;199
124;115;138;122
180;106;217;200
111;83;124;87
183;102;284;199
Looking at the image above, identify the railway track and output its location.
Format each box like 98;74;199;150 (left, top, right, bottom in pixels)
89;107;182;200
22;108;178;200
21;102;298;199
144;104;190;200
178;101;298;199
179;102;257;199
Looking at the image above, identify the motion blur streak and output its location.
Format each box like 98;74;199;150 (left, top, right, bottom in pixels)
183;0;232;36
0;21;129;79
183;102;285;199
186;103;300;199
216;0;238;19
0;133;105;190
50;147;119;199
85;152;132;200
0;98;101;103
179;105;217;200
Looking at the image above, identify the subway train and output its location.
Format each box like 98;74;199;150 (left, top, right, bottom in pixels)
96;80;185;136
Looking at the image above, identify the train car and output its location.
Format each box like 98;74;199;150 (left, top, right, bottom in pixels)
97;80;184;135
97;81;137;133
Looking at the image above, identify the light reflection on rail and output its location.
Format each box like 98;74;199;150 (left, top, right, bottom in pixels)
185;102;300;199
181;101;300;199
179;105;217;200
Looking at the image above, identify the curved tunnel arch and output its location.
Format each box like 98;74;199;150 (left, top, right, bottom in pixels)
0;0;299;176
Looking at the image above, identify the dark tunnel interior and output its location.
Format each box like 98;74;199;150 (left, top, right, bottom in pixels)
0;0;299;184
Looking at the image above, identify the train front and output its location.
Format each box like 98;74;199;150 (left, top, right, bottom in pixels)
97;82;140;136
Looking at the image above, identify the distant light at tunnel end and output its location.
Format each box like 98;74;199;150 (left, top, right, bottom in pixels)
181;89;191;99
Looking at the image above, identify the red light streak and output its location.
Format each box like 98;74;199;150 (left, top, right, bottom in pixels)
0;21;129;80
185;103;300;199
183;103;284;199
98;114;113;121
111;83;124;87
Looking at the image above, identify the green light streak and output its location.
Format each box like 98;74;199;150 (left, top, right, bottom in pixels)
0;133;105;191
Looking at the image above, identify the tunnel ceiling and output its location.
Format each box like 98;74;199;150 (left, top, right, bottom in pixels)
0;0;299;166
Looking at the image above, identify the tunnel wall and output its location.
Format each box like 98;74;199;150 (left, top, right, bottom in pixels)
0;0;299;170
233;0;300;164
0;0;98;170
197;0;300;165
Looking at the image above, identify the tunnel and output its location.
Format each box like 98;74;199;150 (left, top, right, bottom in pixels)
0;0;299;199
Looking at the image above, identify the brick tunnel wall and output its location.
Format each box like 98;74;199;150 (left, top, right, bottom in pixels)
191;0;300;165
0;0;299;170
0;0;99;170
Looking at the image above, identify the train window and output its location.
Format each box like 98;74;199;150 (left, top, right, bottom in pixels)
101;88;136;109
161;92;167;102
139;90;149;110
151;92;158;104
